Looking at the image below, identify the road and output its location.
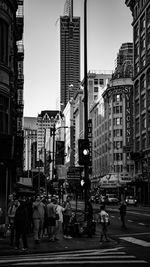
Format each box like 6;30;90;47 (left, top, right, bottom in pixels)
73;200;150;265
0;247;148;266
0;201;149;266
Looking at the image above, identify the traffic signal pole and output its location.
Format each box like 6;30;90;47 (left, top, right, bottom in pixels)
84;0;90;212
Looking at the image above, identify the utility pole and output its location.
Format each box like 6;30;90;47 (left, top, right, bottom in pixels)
84;0;90;212
52;124;56;181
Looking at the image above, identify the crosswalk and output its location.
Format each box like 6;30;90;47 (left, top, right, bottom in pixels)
0;247;148;266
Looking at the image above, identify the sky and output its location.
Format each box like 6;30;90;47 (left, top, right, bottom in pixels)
24;0;133;117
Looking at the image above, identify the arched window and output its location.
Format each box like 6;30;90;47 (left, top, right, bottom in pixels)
0;18;8;65
0;96;9;134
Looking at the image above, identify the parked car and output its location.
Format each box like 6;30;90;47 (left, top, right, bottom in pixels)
125;196;138;206
105;194;119;205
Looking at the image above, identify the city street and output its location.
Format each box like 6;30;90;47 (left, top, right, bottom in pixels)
0;201;149;266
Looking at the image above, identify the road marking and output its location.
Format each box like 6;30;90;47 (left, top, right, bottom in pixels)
113;232;150;237
128;220;134;222
138;222;145;226
120;237;150;247
14;260;147;265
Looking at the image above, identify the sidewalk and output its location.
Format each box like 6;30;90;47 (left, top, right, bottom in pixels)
0;226;118;256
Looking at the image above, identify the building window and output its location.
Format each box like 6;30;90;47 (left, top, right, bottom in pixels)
99;79;104;85
135;137;140;150
140;74;146;91
147;6;150;25
114;153;123;161
114;141;122;149
141;94;146;111
135;43;139;59
113;106;122;114
0;96;9;134
89;80;93;86
141;134;146;149
140;34;145;51
147;69;150;90
135;61;139;75
134;24;139;40
135;118;140;133
140;15;145;32
0;19;8;65
94;79;98;85
148;131;150;146
94;87;98;92
114;129;122;137
113;94;122;102
135;80;139;96
141;54;146;68
147;110;150;128
135;99;139;115
113;117;122;126
141;114;146;130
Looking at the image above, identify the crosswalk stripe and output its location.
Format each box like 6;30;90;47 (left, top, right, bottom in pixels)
120;237;150;247
0;247;148;265
13;260;147;265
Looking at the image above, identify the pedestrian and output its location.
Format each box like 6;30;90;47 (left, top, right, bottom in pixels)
46;197;57;242
55;198;65;239
8;199;19;246
86;199;93;238
119;200;127;229
32;195;45;243
14;198;29;251
98;204;110;242
63;195;72;239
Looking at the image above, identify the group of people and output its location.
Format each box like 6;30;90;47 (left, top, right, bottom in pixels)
7;194;73;250
7;193;127;250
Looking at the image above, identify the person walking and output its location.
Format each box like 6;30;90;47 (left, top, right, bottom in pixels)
98;204;110;242
32;195;45;243
14;198;29;251
119;200;127;229
8;199;19;246
63;195;72;239
55;198;65;239
46;197;57;242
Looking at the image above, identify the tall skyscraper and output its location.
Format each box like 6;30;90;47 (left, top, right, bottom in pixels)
60;0;80;111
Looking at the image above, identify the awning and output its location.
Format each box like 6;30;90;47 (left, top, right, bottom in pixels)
99;174;118;188
16;177;32;187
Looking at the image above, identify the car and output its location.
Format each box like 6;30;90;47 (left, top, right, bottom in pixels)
125;196;138;206
105;194;119;205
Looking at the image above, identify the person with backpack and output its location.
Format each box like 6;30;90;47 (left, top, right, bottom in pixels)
14;198;29;251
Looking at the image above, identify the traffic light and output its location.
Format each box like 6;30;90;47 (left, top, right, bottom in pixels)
55;141;65;165
78;139;90;165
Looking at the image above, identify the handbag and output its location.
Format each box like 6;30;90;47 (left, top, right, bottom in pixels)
55;213;59;220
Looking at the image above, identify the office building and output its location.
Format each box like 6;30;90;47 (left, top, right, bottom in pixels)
23;117;37;173
0;0;24;214
60;0;80;110
125;0;150;204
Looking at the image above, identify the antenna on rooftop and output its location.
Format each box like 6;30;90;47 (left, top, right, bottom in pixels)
64;0;73;21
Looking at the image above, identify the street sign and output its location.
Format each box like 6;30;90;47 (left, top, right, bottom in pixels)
67;166;82;179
